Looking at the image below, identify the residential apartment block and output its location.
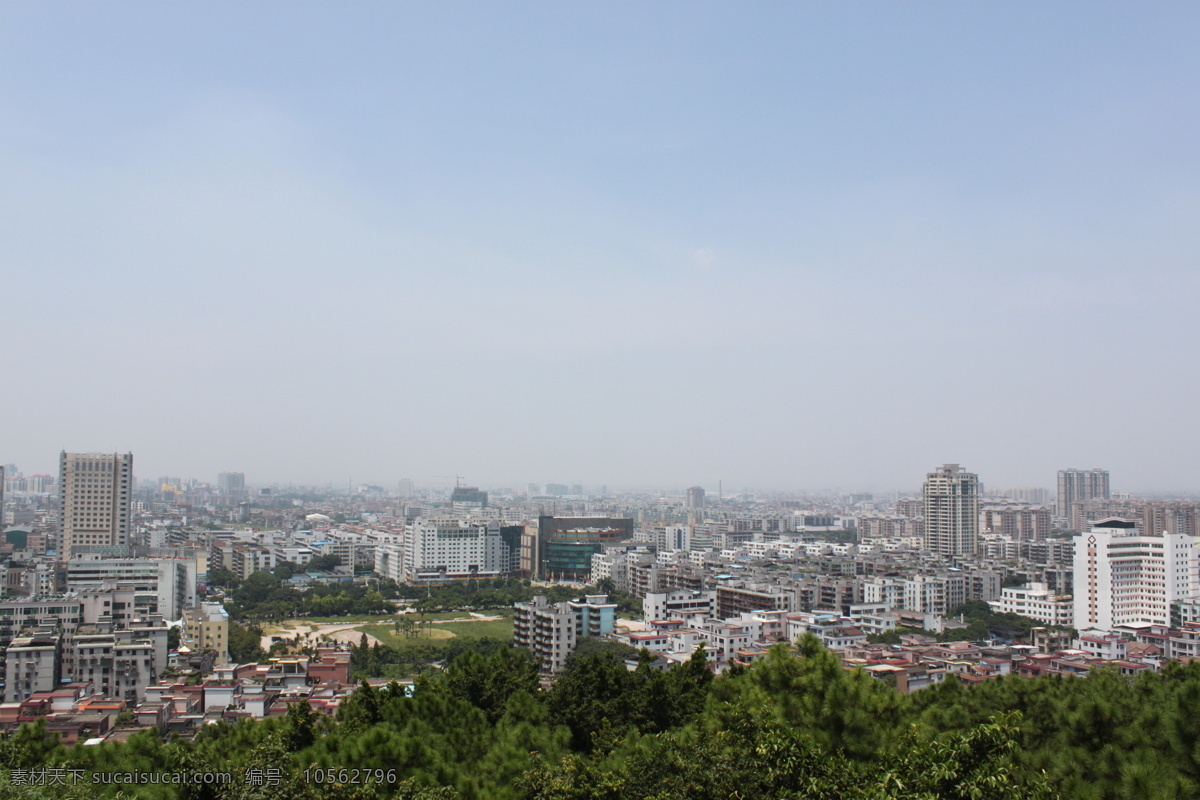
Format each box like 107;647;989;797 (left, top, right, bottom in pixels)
923;464;979;557
513;596;577;674
513;594;617;674
4;632;60;702
644;590;717;623
980;504;1052;541
1057;468;1110;529
181;602;229;663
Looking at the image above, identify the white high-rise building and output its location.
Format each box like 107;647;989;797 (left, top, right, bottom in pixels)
922;464;979;557
59;452;133;559
1073;518;1199;632
401;518;512;582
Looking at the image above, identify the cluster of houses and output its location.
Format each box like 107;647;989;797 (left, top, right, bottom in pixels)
608;594;1200;692
0;646;355;743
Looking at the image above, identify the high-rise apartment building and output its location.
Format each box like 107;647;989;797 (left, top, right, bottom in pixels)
1056;468;1110;528
685;486;705;524
59;452;133;559
922;464;979;557
979;504;1052;541
216;472;247;507
513;595;576;674
513;594;616;674
217;472;245;492
1002;487;1051;505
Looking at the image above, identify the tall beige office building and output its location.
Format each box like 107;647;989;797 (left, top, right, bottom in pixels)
922;463;980;557
59;452;133;559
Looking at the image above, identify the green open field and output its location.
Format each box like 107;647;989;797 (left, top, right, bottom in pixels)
280;613;401;625
356;613;513;650
396;611;480;621
302;611;483;623
264;614;501;638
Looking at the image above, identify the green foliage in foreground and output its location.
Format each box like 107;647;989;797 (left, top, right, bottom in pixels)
15;633;1200;799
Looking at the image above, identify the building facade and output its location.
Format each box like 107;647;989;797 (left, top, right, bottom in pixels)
513;594;616;674
980;505;1052;542
3;632;60;702
513;595;577;674
59;452;134;559
1072;519;1199;632
401;518;518;582
535;517;634;580
644;590;717;623
373;544;405;583
923;464;980;557
181;602;229;663
66;556;197;620
685;487;705;523
1057;468;1110;529
988;582;1073;625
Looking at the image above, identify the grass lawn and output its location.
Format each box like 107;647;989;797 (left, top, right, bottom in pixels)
357;615;513;650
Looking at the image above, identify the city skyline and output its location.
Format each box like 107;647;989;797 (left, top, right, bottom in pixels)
6;451;1200;499
3;5;1199;492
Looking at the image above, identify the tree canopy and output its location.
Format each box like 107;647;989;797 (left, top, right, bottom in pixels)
15;635;1200;798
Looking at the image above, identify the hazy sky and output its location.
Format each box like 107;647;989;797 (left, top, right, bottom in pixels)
3;4;1199;493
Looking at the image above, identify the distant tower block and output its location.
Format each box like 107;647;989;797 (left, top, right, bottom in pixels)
686;486;705;525
60;452;133;559
1057;468;1111;530
922;463;979;557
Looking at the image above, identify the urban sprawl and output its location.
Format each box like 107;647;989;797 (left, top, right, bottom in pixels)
2;455;1199;744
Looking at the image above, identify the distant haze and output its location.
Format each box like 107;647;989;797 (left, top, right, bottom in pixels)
2;4;1198;494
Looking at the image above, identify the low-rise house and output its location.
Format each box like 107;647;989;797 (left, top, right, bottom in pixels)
43;713;109;745
627;632;670;651
135;701;171;731
203;681;240;712
1076;634;1126;661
